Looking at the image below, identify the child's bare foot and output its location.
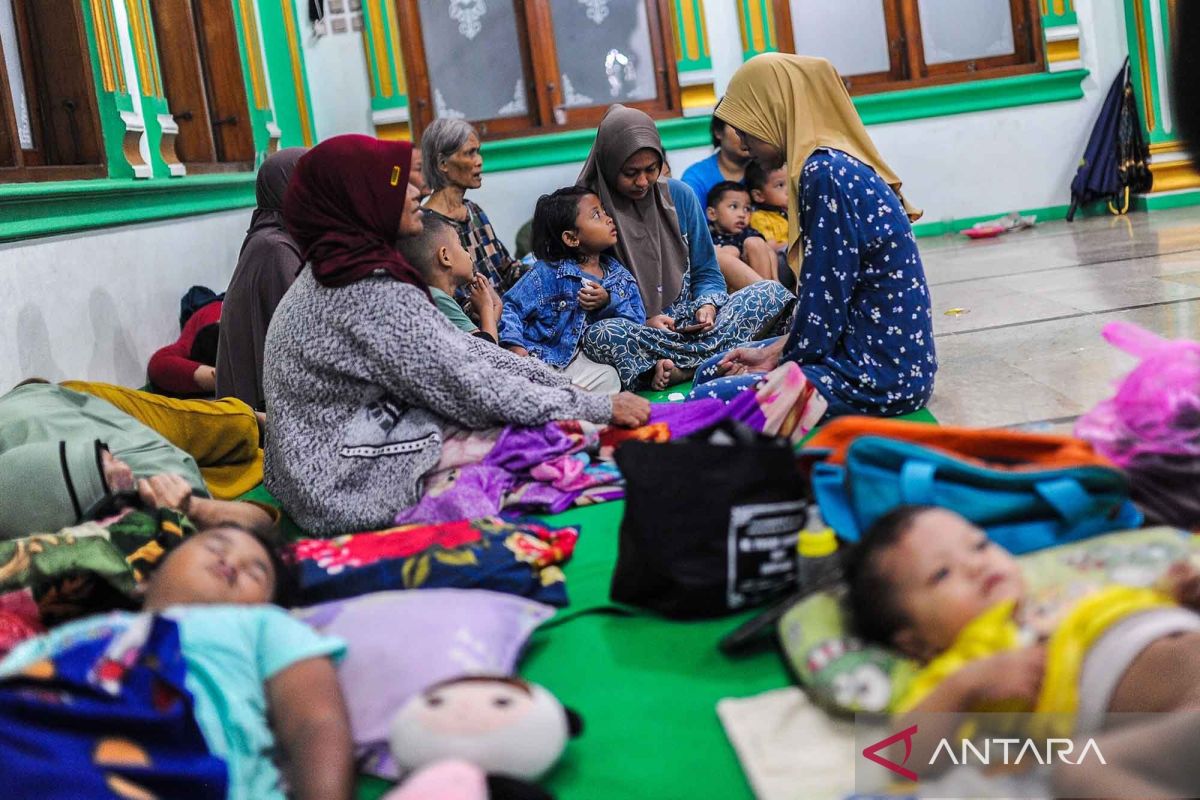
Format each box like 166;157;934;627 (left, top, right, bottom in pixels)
650;359;674;391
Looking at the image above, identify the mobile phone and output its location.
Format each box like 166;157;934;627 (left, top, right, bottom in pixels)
676;320;706;335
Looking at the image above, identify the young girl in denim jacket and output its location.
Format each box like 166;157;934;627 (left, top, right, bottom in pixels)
499;187;646;394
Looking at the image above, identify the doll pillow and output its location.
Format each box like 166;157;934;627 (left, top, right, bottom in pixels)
294;588;555;778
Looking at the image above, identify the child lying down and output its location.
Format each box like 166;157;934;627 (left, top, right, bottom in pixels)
0;525;352;800
846;506;1200;793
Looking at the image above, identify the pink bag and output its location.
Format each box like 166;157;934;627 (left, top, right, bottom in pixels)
1075;322;1200;465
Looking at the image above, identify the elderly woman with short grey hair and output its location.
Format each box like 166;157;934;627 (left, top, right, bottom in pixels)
422;118;524;304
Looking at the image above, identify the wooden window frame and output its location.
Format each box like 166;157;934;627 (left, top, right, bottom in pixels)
395;0;682;141
771;0;1044;95
0;0;107;183
149;0;255;174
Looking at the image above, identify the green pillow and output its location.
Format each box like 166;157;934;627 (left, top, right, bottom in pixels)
777;527;1197;717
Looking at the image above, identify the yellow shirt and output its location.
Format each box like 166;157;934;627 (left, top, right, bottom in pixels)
749;209;788;245
896;586;1174;730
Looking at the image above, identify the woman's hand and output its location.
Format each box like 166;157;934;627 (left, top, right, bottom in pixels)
610;392;651;428
136;474;194;515
718;341;783;376
646;314;676;332
694;304;717;332
505;345;530;357
578;281;610;312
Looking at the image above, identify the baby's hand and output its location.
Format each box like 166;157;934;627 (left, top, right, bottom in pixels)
960;646;1045;705
1160;560;1200;609
578;280;609;311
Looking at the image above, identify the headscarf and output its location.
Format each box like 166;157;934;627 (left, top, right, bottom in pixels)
578;105;689;319
245;146;306;243
283;134;427;292
716;54;921;276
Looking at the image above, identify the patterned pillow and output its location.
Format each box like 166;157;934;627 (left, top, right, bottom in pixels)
294;588;554;779
777;527;1197;716
288;516;577;607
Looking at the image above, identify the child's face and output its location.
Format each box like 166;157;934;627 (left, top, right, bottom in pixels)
882;509;1025;660
751;168;789;209
142;526;276;610
707;190;752;235
567;193;618;253
438;229;476;286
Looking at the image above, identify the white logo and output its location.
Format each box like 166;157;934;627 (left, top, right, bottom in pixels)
929;737;1107;767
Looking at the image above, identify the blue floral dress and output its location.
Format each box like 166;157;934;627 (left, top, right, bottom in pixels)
692;149;936;417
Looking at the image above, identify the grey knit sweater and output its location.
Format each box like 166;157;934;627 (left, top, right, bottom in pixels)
263;269;613;536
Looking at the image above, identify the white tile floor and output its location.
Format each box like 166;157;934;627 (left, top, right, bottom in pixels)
921;207;1200;431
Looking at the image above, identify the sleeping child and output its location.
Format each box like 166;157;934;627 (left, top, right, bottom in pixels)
846;505;1200;791
499;186;644;395
399;214;503;343
0;524;352;800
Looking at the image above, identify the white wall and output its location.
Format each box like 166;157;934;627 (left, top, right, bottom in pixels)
468;0;1129;245
294;0;374;139
0;211;250;389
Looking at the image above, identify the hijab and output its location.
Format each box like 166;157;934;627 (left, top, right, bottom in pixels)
578;105;689;319
245;146;306;244
283;134;427;292
715;54;920;276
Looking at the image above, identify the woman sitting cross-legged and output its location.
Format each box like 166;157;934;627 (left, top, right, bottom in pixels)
263;135;649;537
692;55;937;419
577;105;794;392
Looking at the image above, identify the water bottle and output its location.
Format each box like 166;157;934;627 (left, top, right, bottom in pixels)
796;505;841;593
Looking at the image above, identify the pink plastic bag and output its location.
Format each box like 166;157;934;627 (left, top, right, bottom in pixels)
1075;322;1200;466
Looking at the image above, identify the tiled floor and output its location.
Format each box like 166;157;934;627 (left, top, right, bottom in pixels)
922;207;1200;431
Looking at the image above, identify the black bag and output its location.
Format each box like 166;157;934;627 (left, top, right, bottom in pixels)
611;421;809;619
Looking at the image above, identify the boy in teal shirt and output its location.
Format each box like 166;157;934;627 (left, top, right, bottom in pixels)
399;214;503;343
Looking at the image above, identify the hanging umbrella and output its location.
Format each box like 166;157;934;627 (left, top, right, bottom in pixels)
1067;58;1153;221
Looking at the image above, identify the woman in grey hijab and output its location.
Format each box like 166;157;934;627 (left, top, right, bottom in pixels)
216;147;307;410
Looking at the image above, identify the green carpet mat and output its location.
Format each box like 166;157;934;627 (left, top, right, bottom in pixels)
352;500;789;800
268;405;938;799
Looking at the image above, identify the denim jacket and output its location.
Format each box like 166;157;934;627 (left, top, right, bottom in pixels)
499;255;646;368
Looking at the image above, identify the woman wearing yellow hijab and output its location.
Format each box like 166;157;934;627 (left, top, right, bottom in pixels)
689;54;936;418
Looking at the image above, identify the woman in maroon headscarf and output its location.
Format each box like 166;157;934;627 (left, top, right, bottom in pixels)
263;135;648;536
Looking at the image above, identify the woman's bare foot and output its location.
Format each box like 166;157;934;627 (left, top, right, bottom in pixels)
669;365;695;386
650;359;674;391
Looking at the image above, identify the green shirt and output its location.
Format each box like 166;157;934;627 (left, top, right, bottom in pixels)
430;286;477;333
